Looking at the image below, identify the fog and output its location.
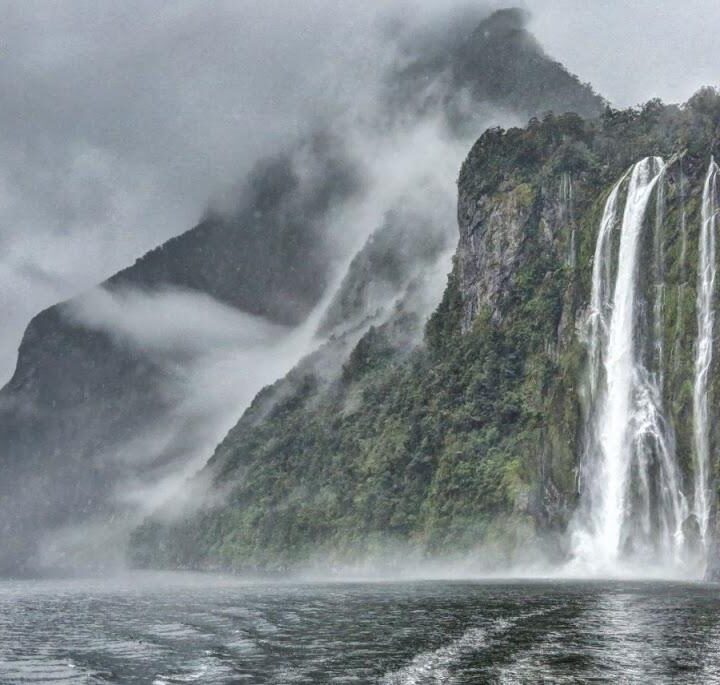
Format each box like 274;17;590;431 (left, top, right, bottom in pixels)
36;285;319;569
37;115;467;566
2;0;720;383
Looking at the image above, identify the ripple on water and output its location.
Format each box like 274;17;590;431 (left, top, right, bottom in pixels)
2;575;720;684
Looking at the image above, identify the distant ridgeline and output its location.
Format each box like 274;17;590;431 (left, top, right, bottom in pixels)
0;8;606;574
131;90;720;579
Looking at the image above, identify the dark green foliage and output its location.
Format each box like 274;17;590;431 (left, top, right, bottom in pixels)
342;327;395;383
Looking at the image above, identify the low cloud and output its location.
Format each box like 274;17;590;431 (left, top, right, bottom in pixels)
3;0;719;385
65;287;288;359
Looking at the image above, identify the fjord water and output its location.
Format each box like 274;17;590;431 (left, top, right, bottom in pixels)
1;572;720;684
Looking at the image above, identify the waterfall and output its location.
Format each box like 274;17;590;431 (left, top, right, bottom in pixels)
573;157;687;571
585;170;629;403
692;158;719;545
653;176;666;381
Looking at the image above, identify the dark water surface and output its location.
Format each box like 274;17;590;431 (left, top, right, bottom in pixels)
1;572;719;684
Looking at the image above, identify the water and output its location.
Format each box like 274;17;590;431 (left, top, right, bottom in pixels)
692;158;720;546
1;572;720;684
652;169;666;384
574;158;686;572
583;168;628;404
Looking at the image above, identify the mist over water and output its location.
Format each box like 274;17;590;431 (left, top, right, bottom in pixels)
2;7;720;685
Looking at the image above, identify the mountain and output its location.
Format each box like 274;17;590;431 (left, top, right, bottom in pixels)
0;135;360;573
0;8;604;574
387;7;602;130
130;90;720;576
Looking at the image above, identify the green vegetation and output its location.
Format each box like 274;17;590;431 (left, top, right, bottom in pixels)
130;90;720;572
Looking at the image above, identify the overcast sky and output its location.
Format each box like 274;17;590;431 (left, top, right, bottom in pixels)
1;0;718;382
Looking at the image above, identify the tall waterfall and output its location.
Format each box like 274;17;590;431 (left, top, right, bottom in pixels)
585;170;629;403
573;157;687;571
692;158;719;545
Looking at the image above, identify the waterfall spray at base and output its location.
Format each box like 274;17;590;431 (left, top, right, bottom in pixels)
570;157;690;575
692;159;720;549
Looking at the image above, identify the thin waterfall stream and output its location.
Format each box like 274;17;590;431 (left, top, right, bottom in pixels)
692;158;720;548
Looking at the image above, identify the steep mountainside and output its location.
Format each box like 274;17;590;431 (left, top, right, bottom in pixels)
0;8;603;574
0;138;359;573
131;90;720;574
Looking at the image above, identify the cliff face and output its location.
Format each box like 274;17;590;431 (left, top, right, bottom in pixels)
0;8;604;573
130;91;720;574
